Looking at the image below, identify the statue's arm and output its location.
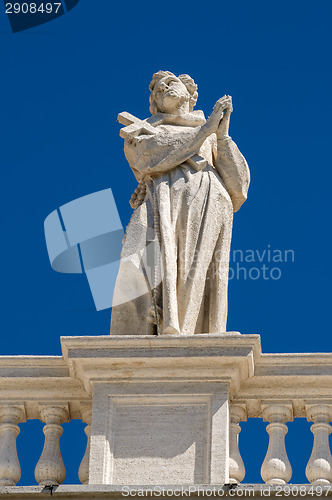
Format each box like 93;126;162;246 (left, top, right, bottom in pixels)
139;124;212;176
213;136;250;212
124;98;228;179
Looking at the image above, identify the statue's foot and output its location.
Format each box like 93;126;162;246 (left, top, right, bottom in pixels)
162;326;180;335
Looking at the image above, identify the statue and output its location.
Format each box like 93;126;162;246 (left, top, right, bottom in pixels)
111;71;250;336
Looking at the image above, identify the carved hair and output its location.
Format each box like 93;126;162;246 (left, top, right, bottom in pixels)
149;71;198;115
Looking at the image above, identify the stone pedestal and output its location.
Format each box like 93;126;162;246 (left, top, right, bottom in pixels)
61;334;260;486
91;380;228;485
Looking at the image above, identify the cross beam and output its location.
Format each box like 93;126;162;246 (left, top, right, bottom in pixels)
117;111;207;171
117;112;161;140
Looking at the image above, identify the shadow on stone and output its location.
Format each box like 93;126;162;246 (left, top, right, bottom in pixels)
42;484;59;495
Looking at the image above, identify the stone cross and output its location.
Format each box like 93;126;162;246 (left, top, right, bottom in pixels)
117;111;207;169
117;112;160;140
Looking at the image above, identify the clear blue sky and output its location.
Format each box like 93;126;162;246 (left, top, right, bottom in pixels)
0;0;331;486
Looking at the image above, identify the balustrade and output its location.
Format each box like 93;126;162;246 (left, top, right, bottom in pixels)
78;405;92;485
0;342;331;490
0;405;25;486
34;405;69;486
260;404;293;484
0;400;331;487
305;405;332;485
229;404;246;483
0;401;92;487
227;403;332;486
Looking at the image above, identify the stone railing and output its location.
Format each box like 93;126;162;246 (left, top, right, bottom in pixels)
0;356;91;487
230;352;332;485
0;335;331;491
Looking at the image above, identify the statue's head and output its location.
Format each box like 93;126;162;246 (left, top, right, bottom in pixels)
149;71;198;115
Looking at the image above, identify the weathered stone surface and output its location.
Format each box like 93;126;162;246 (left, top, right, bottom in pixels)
1;336;332;488
1;484;332;499
111;71;250;336
61;334;259;485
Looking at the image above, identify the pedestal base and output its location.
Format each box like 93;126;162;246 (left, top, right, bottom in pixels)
61;333;260;486
91;381;228;485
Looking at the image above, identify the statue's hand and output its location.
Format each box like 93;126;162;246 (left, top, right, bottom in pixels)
205;95;232;134
217;96;233;139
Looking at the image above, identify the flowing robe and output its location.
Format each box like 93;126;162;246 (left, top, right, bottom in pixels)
111;111;250;335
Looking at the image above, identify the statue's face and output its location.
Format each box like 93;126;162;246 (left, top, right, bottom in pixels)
154;75;190;114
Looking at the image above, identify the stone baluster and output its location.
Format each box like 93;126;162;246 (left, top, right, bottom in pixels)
0;405;25;486
261;404;293;484
78;405;92;485
305;405;332;484
229;404;246;483
35;405;69;486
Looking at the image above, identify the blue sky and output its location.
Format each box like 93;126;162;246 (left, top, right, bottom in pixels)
1;0;331;486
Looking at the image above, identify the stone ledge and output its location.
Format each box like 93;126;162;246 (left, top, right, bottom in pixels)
0;484;331;499
0;335;332;419
61;334;261;395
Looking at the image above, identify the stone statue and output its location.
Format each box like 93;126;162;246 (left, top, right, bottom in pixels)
111;71;250;336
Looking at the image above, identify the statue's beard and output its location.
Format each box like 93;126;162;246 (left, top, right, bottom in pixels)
161;92;189;113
